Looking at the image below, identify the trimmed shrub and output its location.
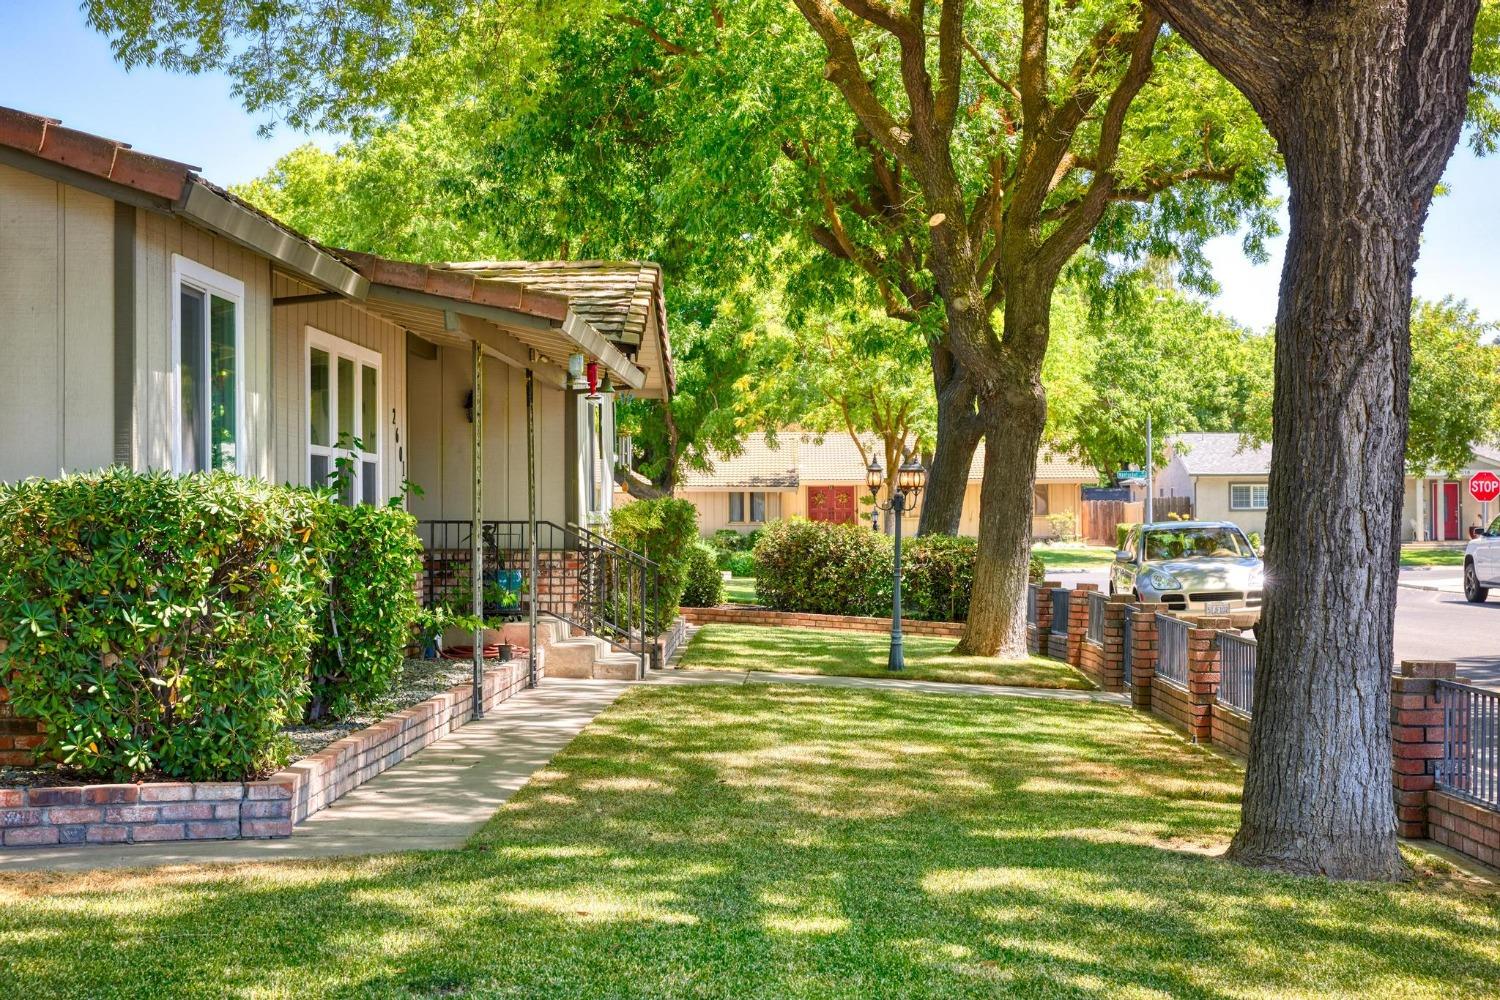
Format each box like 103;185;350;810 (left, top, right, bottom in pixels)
306;500;424;722
681;542;725;607
903;535;976;622
610;498;700;629
0;469;326;781
723;551;756;578
1029;553;1046;584
753;518;892;616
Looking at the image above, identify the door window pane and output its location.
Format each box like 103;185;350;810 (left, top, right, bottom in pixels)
179;286;206;471
362;461;379;505
310;453;330;488
309;348;330;447
209;295;237;471
361;364;378;454
337;356;354;446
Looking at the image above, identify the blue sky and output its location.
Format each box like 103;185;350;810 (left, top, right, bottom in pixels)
3;5;1497;331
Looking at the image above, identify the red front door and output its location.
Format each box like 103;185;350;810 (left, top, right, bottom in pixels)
808;485;858;524
1431;481;1462;540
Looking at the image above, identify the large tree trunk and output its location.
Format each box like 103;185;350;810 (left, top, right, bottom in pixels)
1142;1;1482;881
920;341;983;536
953;290;1048;658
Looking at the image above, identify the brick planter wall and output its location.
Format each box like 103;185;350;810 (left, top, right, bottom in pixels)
1;658;535;850
680;606;965;638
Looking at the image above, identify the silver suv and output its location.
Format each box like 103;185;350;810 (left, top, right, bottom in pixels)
1464;516;1500;603
1111;521;1265;614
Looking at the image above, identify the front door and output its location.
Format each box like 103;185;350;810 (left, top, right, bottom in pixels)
808;485;857;524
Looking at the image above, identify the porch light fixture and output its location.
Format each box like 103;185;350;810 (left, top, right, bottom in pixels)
867;455;927;671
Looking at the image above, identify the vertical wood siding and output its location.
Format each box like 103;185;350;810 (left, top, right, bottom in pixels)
0;164;114;482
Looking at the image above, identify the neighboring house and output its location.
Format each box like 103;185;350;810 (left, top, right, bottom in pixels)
0;107;673;538
678;431;1098;539
1157;432;1500;541
1155;433;1274;536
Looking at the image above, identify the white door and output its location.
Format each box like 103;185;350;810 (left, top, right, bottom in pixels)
307;329;383;505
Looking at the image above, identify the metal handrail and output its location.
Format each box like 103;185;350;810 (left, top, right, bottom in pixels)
1216;631;1257;714
1436;679;1500;813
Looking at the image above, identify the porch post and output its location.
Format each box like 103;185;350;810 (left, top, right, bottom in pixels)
527;368;539;688
471;340;485;718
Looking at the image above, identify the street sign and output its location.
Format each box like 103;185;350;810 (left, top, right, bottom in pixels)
1470;471;1500;504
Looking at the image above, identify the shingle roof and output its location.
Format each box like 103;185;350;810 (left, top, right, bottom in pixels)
679;432;1099;489
437;261;663;348
1168;432;1272;476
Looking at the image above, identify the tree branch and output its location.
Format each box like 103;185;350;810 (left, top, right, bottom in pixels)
610;15;699;57
793;0;913;160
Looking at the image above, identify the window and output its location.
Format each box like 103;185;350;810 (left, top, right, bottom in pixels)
730;491;768;523
307;328;382;505
1032;485;1050;515
172;256;243;473
1229;482;1269;511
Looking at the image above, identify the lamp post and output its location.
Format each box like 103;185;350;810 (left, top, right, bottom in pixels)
867;455;927;671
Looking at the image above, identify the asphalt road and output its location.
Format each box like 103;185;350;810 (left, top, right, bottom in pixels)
1054;567;1500;689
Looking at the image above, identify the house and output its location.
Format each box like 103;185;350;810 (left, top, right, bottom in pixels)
0;106;675;676
1156;432;1500;541
1155;433;1274;535
677;431;1099;538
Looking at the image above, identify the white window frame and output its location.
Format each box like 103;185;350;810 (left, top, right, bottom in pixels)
305;327;383;505
1230;482;1269;511
170;255;245;474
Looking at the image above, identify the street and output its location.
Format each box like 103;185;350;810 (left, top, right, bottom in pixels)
1054;567;1500;689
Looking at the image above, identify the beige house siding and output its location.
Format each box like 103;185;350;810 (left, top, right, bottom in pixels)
405;348;571;524
958;481;1083;539
0;163;115;482
682;489;791;535
132;206;273;476
270;274;409;500
1187;475;1269;535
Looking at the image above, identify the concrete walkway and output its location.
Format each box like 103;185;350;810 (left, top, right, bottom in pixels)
0;678;628;873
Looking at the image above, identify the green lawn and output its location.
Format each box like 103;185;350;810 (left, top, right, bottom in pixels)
3;685;1496;998
723;575;759;604
1033;543;1118;570
1401;544;1468;568
679;623;1093;689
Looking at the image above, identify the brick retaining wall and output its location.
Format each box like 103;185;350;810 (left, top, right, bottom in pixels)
1210;704;1252;759
1150;676;1194;733
1428;790;1500;868
0;658;535;850
680;606;965;638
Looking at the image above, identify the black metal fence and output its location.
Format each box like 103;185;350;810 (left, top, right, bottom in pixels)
1436;680;1500;813
1216;632;1257;714
1050;588;1070;637
415;519;663;670
1026;584;1038;627
1086;591;1107;645
1155;613;1189;687
1121;610;1134;686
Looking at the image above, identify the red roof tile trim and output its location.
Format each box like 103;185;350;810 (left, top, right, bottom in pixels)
0;106;196;202
339;250;570;323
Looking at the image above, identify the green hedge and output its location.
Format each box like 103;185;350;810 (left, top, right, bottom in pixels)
902;535;977;622
0;470;327;781
722;551;756;577
753;519;892;617
610;498;700;630
681;542;725;608
306;501;424;722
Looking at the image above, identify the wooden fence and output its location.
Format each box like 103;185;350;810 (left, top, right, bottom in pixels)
1077;496;1193;544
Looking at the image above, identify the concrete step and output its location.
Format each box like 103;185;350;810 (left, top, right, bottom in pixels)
545;637;601;679
593;651;644;681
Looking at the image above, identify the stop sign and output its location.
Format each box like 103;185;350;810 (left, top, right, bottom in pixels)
1471;471;1500;503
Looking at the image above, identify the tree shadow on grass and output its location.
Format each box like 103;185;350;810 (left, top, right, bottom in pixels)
2;685;1498;999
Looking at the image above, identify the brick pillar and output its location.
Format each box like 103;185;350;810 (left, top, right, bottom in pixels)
1185;617;1229;744
1129;603;1161;710
1098;596;1130;692
1032;582;1059;655
0;642;44;767
1391;660;1459;839
1066;583;1098;667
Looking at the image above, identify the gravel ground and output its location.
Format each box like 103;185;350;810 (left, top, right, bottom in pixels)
0;656;501;787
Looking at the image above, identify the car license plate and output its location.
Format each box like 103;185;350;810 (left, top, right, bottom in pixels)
1205;601;1232;615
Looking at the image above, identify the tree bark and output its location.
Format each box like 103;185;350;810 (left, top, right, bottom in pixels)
920;340;984;536
1150;0;1479;880
952;288;1048;658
